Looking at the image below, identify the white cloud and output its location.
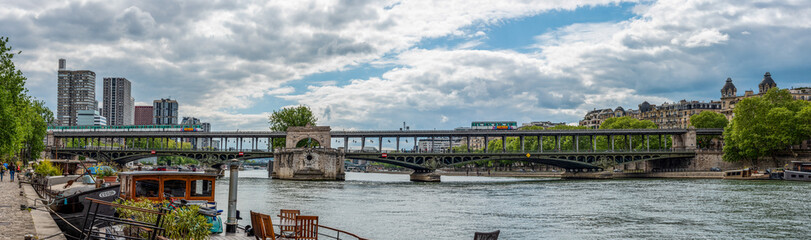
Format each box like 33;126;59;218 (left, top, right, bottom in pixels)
282;0;811;130
7;0;638;130
7;0;811;130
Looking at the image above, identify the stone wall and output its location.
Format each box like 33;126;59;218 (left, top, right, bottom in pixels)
645;150;811;171
272;148;345;180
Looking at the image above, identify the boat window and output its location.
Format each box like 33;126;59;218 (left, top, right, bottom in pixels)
135;180;160;198
190;179;212;197
164;180;187;198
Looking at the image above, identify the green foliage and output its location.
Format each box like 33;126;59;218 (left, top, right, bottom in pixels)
689;111;728;149
0;37;52;164
94;165;117;178
158;156;199;166
268;105;318;148
598;117;670;150
295;138;321;148
723;88;811;163
34;159;62;176
599;116;657;129
689;111;728;128
115;198;212;240
164;205;212;240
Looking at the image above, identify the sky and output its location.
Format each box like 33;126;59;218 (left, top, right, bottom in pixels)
4;0;811;131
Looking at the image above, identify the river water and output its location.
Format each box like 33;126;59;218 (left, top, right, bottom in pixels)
215;170;811;239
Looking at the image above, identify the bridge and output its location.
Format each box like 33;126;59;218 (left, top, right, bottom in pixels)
46;127;722;178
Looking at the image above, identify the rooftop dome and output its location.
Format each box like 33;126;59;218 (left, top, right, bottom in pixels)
758;72;777;93
721;77;737;97
638;101;652;113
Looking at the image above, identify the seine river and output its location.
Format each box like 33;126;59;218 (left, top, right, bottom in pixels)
215;170;811;239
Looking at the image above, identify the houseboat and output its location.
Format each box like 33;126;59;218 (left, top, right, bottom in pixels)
117;171;223;233
36;173;119;240
723;168;770;180
784;161;811;182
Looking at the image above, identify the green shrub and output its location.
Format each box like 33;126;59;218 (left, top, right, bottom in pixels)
94;165;116;178
115;198;212;239
34;160;62;176
164;205;212;240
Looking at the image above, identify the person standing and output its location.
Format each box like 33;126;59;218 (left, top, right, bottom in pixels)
0;164;5;181
8;163;15;182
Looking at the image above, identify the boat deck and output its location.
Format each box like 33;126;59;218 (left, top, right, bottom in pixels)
210;228;252;240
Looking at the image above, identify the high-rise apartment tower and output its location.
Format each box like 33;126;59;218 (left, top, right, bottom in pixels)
153;98;179;125
102;77;134;125
57;59;96;126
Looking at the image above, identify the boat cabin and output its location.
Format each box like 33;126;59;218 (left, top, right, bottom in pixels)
724;168;753;178
118;171;217;202
789;161;811;172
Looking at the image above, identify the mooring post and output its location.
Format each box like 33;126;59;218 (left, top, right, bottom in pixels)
226;159;239;233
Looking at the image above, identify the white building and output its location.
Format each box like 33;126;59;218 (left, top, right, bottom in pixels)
77;110;106;126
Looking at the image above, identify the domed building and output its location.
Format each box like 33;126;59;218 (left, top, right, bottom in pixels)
719;72;810;120
758;72;777;94
721;77;736;98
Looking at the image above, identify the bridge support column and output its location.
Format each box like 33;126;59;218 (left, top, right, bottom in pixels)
520;136;524;152
410;170;440;182
592;135;596;151
627;135;632;150
501;136;506;153
344;137;348;152
610;135;614;151
396;137;400;152
539;136;543;152
466;136;470;152
575;135;579;152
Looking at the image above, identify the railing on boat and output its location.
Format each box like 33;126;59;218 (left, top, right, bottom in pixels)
279;215;369;240
81;197;169;240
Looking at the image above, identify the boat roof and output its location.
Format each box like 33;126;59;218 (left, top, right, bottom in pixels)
118;171;218;177
46;159;98;163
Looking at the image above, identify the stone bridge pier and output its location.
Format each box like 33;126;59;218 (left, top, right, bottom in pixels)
271;125;345;181
410;169;440;182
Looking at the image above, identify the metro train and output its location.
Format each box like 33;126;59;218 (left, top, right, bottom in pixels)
48;125;205;132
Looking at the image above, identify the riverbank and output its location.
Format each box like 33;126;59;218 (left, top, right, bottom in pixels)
0;174;67;240
0;176;37;239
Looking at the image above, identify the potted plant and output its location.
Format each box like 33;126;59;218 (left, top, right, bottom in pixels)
95;165;118;187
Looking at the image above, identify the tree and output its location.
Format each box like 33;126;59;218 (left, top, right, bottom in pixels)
723;88;811;163
689;111;728;128
268;105;318;148
597;117;668;150
689;111;727;149
0;37;51;165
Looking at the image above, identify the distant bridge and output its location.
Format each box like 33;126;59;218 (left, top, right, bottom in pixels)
47;128;720;172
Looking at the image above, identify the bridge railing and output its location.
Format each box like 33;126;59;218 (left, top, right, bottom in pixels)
343;149;697;154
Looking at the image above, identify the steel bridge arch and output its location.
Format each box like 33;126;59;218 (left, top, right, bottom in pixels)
346;152;695;171
50;149;273;167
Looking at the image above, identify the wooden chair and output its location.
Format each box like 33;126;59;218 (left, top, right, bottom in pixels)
279;209;300;236
250;211;265;240
259;213;279;240
474;230;500;240
292;215;319;240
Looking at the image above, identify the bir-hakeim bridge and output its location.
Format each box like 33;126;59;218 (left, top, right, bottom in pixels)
45;125;723;182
